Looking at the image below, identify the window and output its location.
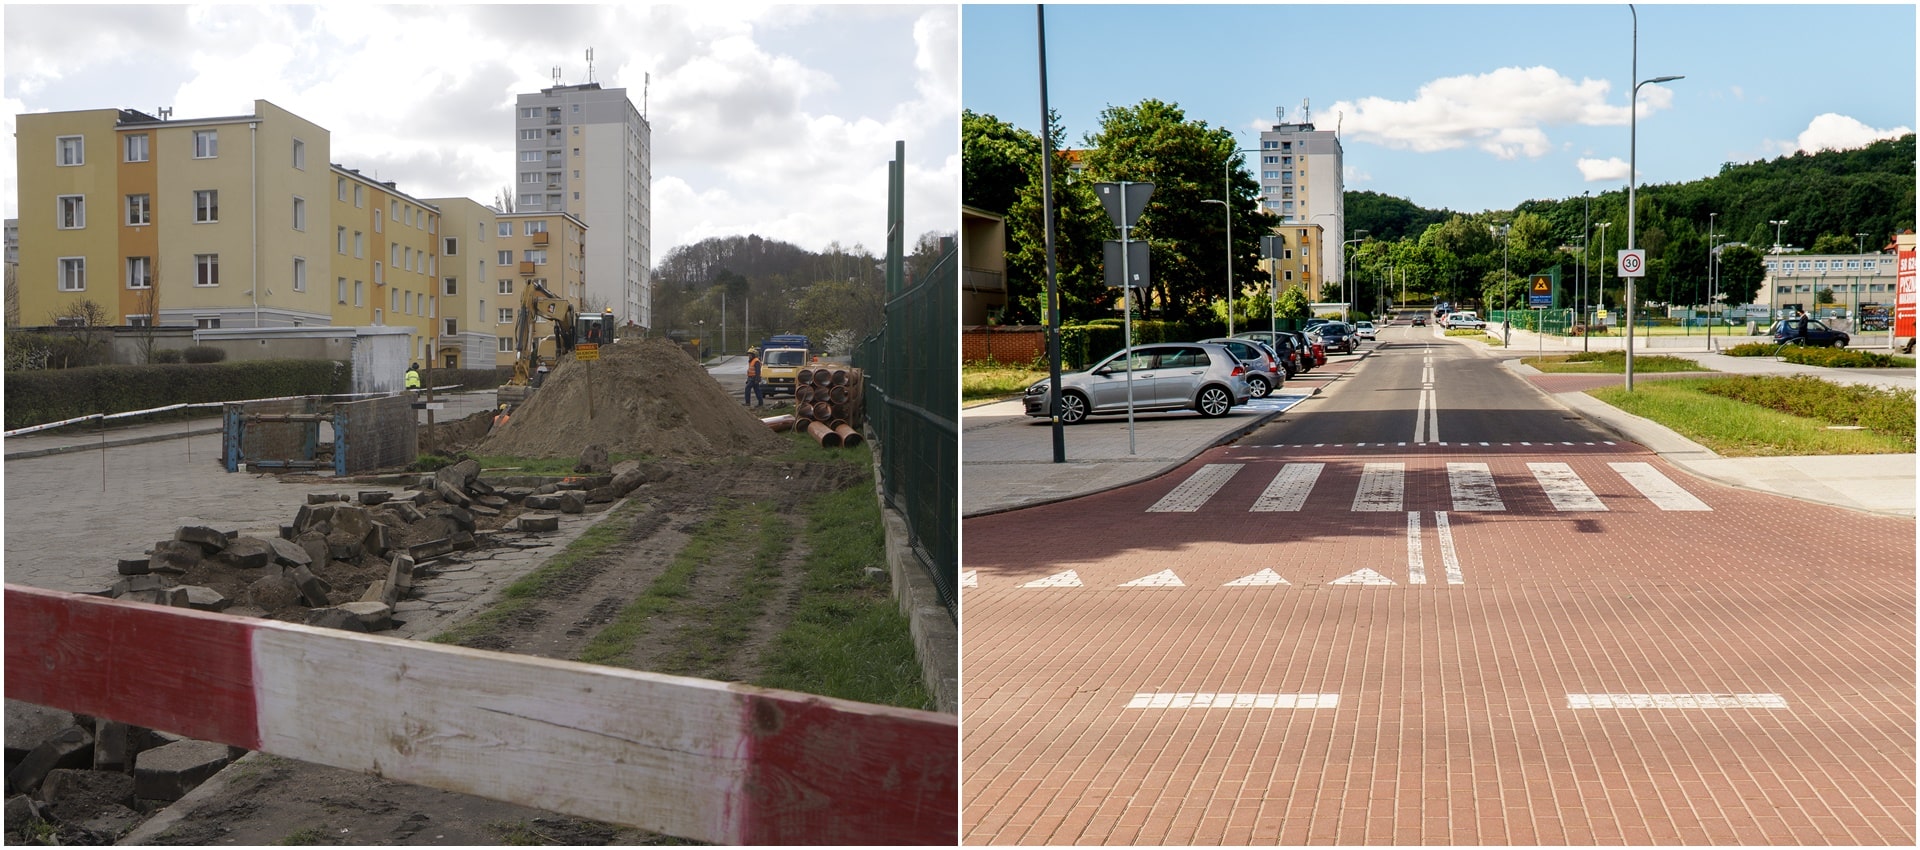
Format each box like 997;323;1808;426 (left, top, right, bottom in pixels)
354;184;364;207
292;257;307;292
498;279;514;295
499;308;514;324
499;337;517;353
1263;140;1278;149
520;107;540;119
57;258;85;291
193;130;218;158
353;231;364;258
373;209;382;233
444;319;457;336
1284;270;1294;281
337;177;347;201
405;206;414;227
337;277;348;304
427;216;435;234
194;190;218;223
524;220;547;234
196;317;221;330
128;315;152;328
444;237;458;255
521;171;542;184
428;296;435;318
498;222;513;237
520;150;541;162
57;135;83;166
392;290;400;313
498;250;514;265
391;244;400;267
1263;171;1279;179
374;261;384;284
127;256;152;289
54;195;86;229
525;249;548;265
444;277;458;296
292;138;305;169
338;226;348;254
428;255;436;276
572;170;580;178
405;246;414;271
354;280;363;306
518;194;541;207
195;253;219;286
1815;260;1828;271
1263;155;1277;164
390;200;399;220
292;197;306;231
520;129;540;141
571;103;580;113
125;134;149;163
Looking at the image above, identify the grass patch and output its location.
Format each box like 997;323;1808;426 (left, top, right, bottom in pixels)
276;826;328;845
1588;376;1914;456
963;360;1050;402
1522;351;1704;373
426;498;648;647
756;482;933;711
777;429;873;464
575;499;791;673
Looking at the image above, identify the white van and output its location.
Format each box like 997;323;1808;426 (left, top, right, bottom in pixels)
1443;311;1485;329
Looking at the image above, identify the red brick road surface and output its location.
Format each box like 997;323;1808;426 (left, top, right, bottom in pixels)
962;443;1916;845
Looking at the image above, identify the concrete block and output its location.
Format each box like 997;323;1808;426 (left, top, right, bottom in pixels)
409;538;454;561
295;531;329;567
306;601;392;632
105;574;172;599
358;491;392;505
434;479;472;507
474;493;509;509
132;739;232;802
266;537;312;568
306;492;335;505
534;483;560;496
329;506;373;540
116;557;151;576
498;487;536;502
91;721;133;772
121;587;190;608
4;795;36;829
363;523;392;557
468;503;500;517
388;501;424;523
214;537;273;569
576;444;610;474
436;505;476;533
516;514;560;533
181;586;230;612
408;514;459;543
289;565;334;607
358;580;397;607
469;477;496;496
147;540;202;575
450;531;476;551
173;526;228;552
409;489;436;506
244;574;301;611
7;726;92;795
5;702;76;764
557;491;587;514
435;458;481;492
524;493;562;511
387;554;416;592
323;530;364;562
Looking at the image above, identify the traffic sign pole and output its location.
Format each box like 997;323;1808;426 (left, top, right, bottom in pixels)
1618;249;1647;391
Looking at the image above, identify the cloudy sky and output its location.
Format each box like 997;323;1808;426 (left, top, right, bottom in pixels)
3;3;959;260
964;3;1916;218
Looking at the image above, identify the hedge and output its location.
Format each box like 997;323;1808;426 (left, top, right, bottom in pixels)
4;359;352;431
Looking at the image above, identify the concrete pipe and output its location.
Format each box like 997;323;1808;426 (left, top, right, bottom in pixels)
796;384;817;404
807;419;842;448
834;424;862;448
761;414;798;433
830;369;849;387
798;368;816;385
829;384;851;404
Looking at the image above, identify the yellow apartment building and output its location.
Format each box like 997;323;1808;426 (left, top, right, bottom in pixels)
488;211;589;368
427;197;504;371
1258;222;1324;304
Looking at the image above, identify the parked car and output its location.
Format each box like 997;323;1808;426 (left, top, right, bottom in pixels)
1769;317;1850;348
1199;337;1283;398
1354;321;1377;340
1023;342;1251;424
1317;322;1358;354
1286;329;1327;368
1443;312;1486;330
1232;331;1304;377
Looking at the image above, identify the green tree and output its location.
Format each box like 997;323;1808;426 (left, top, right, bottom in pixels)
1275;284;1311;321
962;110;1042;216
1809;233;1857;255
1716;244;1767;307
1003;150;1113;324
793;278;885;346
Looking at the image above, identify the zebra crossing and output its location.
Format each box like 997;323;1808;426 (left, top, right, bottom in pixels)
1144;459;1711;514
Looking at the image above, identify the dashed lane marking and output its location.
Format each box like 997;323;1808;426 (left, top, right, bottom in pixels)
1529;462;1608;511
1405;512;1426;585
1609;462;1712;511
1251;463;1325;512
1147;463;1242;512
1567;694;1787;709
1224;568;1290;586
1352;462;1405;512
1447;462;1505;511
1119;569;1185;588
1127;693;1340;709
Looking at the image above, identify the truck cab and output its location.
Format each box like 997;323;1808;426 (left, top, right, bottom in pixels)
757;335;812;397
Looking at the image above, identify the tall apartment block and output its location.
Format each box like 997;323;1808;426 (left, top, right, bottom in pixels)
512;83;652;330
1258;106;1346;297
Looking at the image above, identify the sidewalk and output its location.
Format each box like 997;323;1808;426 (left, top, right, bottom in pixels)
963;334;1915;519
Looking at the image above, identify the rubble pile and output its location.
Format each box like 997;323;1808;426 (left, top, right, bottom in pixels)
478;337;787;460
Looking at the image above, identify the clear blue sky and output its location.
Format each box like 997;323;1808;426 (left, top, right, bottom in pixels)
963;2;1917;216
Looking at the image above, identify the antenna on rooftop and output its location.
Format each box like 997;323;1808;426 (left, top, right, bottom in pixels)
551;65;562;86
586;48;595;84
1275;106;1285;124
1301;98;1311;125
643;72;650;118
158;107;172;120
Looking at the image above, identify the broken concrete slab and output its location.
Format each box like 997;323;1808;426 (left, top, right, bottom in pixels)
296;531;330;567
386;554;416;593
212;537;273;569
181;586;230;612
468;503;500;517
358;491;392;505
556;491;587;514
305;601;392;633
266;537;312;568
116;557;151;577
36;767;135;809
132;739;233;802
323;530;364;562
434;479;472;508
523;493;562;511
5;702;76;764
105;574;173;599
451;532;477;551
91;722;134;773
328;505;373;540
363;523;392;557
358;580;397;607
7;726;92;795
172;526;229;552
244;574;301;611
147;540;202;575
289;565;334;608
435;458;481;492
577;444;610;474
515;514;560;533
409;538;454;561
498;486;536;502
120;587;191;608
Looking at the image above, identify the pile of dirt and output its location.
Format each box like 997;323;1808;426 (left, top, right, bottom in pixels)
477;337;787;460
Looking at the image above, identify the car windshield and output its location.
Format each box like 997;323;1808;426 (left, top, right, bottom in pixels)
765;349;808;366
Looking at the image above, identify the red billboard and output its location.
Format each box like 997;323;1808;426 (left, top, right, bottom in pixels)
1897;247;1917;338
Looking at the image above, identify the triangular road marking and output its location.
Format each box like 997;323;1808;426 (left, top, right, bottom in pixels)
960;570;977;588
1119;569;1185;588
1224;568;1290;587
1022;570;1082;588
1330;568;1397;586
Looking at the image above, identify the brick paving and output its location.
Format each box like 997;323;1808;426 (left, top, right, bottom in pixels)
961;443;1916;845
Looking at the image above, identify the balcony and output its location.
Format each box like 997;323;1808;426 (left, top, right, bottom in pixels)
532;231;550;246
518;261;536;276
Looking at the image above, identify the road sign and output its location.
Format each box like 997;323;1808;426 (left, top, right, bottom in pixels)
1261;234;1284;259
1618;249;1647;277
575;343;600;362
1529;274;1552;307
1095;182;1154;230
1103;240;1151;290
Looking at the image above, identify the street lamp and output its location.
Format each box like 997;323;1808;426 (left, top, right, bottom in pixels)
1595;221;1611;336
1201;198;1233;336
1707;212;1720;350
1855;232;1870;255
1492;223;1511;321
1768;219;1789;254
1625;3;1684;392
1342;230;1368;316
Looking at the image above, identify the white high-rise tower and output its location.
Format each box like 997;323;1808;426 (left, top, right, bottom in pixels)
1258;101;1346;295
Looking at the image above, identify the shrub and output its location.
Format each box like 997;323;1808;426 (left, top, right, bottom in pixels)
1722;342;1774;357
4;359;352;430
1778;346;1900;368
1696;375;1914;439
150;349;184;364
182;345;227;364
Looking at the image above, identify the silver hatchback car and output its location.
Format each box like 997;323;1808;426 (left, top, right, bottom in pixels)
1024;342;1251;424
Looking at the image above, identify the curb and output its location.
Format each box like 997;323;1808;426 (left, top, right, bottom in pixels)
2;427;225;462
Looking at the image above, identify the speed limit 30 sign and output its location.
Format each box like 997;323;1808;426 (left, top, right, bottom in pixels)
1617;249;1646;277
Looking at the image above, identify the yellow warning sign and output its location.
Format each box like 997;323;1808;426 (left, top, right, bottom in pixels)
575;343;600;362
1530;275;1551;294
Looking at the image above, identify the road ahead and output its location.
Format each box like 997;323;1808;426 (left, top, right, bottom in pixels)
961;325;1915;845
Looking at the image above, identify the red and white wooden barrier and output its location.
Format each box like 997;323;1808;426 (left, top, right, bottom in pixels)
5;585;957;844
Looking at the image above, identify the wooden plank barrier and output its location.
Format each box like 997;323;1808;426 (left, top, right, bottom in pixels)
4;584;958;845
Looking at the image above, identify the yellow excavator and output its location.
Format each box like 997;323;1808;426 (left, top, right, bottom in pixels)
497;280;615;406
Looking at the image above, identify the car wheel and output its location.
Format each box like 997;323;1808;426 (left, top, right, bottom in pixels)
1196;385;1234;418
1246;374;1271;398
1836;337;1849;348
1057;391;1089;424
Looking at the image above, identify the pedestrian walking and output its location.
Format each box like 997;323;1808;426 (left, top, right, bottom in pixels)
744;350;765;408
1796;309;1810;341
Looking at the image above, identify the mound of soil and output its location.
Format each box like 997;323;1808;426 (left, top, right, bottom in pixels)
477;338;786;460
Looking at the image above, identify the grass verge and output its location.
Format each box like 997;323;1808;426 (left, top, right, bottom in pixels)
1521;351;1704;373
963;361;1049;402
426;498;647;647
1588;377;1914;456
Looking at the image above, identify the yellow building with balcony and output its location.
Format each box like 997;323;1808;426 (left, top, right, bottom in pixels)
487;211;588;367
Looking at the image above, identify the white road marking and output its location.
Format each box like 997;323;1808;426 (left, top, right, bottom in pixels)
1405;512;1425;585
1352;462;1405;512
1447;462;1505;511
1609;462;1712;511
1127;693;1340;709
1147;463;1242;512
1022;570;1082;588
1252;463;1325;512
1529;462;1608;511
960;570;977;588
1225;568;1289;586
1434;511;1465;585
1119;569;1185;588
1567;693;1787;709
1330;568;1397;585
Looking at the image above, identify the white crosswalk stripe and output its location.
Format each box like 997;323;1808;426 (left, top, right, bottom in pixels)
1609;462;1711;511
1529;462;1608;511
1447;462;1505;511
1252;463;1325;512
1352;463;1405;512
1147;463;1242;512
1144;460;1709;514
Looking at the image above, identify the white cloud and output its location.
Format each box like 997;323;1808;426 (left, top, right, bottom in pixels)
1765;113;1914;156
1577;157;1629;182
1328;66;1675;160
1344;166;1371;184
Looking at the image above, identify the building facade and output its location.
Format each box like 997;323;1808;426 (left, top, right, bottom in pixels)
512;83;651;331
1257;222;1325;303
1762;251;1901;320
488;211;590;367
1257;108;1346;290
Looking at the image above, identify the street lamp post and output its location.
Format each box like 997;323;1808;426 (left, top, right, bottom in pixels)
1581;191;1591;351
1595;221;1611;341
1769;219;1789;254
1342;231;1368;316
1626;3;1683;392
1707;212;1719;350
1201;198;1232;336
1493;223;1511;321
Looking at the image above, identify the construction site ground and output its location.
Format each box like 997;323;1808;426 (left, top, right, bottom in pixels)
4;342;911;845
